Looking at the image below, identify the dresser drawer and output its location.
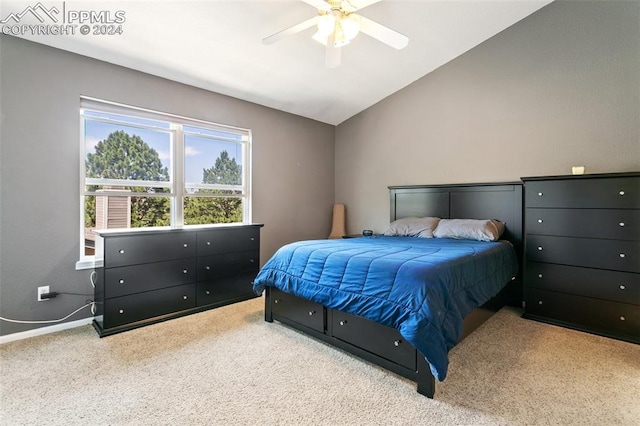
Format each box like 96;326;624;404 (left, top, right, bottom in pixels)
197;272;258;306
525;177;640;209
526;235;640;273
525;208;639;241
270;288;324;332
331;310;417;371
197;251;259;281
104;233;196;267
103;283;196;329
525;288;639;341
105;258;196;298
525;262;640;304
197;227;260;256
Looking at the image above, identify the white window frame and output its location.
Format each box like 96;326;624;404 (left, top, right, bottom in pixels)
76;97;252;270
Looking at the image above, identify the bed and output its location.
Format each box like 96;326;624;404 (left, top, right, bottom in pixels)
253;182;523;398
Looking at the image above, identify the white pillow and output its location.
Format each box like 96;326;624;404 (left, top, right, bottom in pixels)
433;219;505;242
383;217;441;238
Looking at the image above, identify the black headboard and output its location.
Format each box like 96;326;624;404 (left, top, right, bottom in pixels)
389;182;524;305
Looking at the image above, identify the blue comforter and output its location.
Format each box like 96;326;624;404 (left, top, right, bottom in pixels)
253;236;518;381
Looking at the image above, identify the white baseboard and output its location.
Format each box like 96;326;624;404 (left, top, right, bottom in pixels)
0;317;94;345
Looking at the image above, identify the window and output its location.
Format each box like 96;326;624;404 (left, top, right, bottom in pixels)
79;98;251;267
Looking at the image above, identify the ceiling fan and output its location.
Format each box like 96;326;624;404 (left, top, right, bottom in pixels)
262;0;409;68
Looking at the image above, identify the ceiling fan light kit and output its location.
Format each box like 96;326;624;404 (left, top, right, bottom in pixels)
312;10;361;47
263;0;408;68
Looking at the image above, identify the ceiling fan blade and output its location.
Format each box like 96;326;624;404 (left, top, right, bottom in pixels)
262;16;320;45
357;15;409;50
302;0;331;11
341;0;382;13
325;34;341;68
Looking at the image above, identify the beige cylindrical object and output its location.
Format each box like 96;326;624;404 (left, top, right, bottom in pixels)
328;204;346;239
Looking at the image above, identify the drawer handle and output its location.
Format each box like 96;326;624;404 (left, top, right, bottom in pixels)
119;309;124;314
119;279;125;284
206;266;211;271
619;253;626;258
118;249;125;254
308;311;316;316
249;259;255;263
620;316;626;321
274;299;279;304
393;340;401;347
619;191;625;196
183;269;188;274
205;290;210;295
206;241;211;246
250;237;255;241
183;295;188;300
339;320;347;326
183;243;188;248
619;222;625;227
537;246;543;251
537;273;543;279
537;219;543;224
619;285;626;290
537;192;543;197
538;300;543;305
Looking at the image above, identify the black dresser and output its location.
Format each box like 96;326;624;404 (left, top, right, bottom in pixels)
93;224;263;336
521;172;639;343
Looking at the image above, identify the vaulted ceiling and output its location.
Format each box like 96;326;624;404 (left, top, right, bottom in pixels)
1;0;553;124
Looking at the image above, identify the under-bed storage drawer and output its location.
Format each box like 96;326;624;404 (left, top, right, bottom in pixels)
331;310;416;370
525;288;639;340
270;288;324;333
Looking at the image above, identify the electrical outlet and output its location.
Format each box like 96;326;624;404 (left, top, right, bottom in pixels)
37;286;50;302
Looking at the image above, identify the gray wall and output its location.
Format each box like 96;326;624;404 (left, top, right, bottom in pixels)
0;36;335;335
335;0;640;234
2;0;639;337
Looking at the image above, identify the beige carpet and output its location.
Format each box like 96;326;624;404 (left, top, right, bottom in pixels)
1;297;638;425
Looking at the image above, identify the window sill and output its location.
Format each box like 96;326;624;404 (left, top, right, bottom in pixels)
75;259;96;270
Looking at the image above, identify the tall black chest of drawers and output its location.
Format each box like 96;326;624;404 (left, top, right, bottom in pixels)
93;224;263;337
521;172;639;343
